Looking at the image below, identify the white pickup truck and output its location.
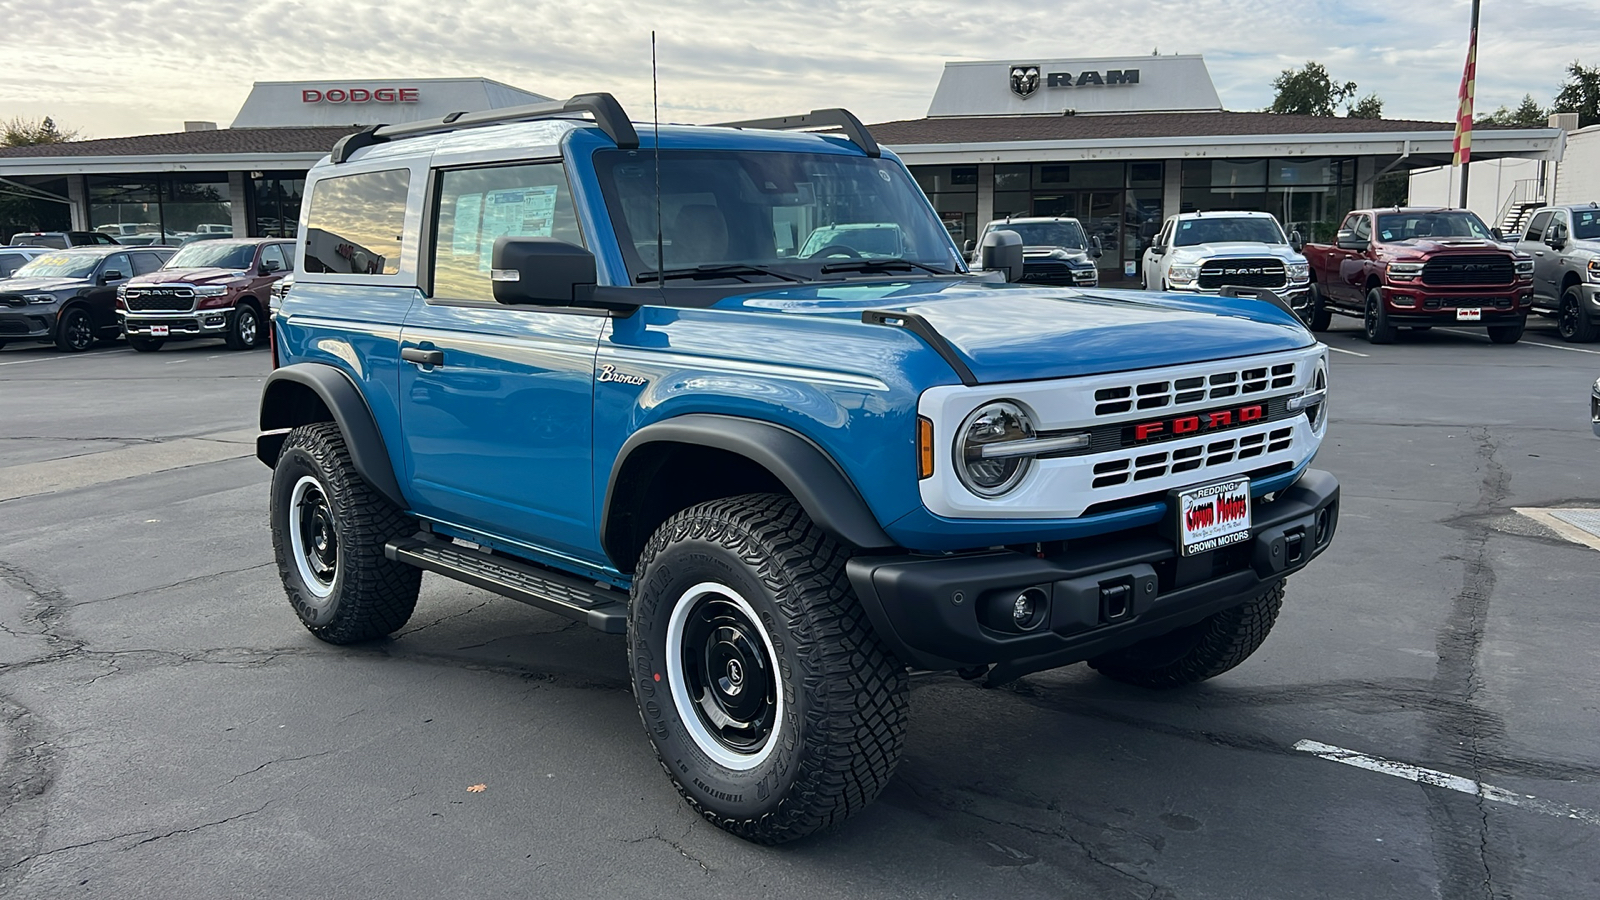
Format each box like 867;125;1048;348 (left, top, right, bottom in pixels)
1142;211;1311;321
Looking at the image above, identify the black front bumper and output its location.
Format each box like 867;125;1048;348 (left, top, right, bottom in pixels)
847;469;1339;681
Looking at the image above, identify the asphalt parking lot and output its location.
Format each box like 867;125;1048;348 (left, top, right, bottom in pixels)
2;318;1598;900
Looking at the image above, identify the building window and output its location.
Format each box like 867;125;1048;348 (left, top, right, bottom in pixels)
251;173;306;238
87;174;230;244
1181;157;1356;242
911;165;979;241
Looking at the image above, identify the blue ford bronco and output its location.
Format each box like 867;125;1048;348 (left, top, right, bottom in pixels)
256;94;1339;843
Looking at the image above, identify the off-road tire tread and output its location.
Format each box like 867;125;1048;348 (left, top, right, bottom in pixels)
630;493;909;844
271;422;420;643
224;303;259;350
1088;580;1286;688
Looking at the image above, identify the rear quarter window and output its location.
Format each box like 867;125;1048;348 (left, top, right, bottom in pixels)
303;169;410;276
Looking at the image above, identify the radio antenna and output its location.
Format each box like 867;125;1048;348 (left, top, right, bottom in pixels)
652;31;664;288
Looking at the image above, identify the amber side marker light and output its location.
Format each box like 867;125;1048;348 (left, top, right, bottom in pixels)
917;416;935;478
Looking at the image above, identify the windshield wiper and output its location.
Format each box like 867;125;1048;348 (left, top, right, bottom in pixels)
636;264;805;284
818;258;955;276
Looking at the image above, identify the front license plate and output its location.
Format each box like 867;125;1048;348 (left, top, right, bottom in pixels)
1456;308;1482;321
1176;478;1252;556
150;325;169;337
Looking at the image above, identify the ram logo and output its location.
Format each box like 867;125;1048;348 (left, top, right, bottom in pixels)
1009;66;1041;99
1222;267;1266;276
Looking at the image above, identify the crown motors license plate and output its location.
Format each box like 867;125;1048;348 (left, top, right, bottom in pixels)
1456;307;1482;321
1176;477;1252;556
150;325;169;337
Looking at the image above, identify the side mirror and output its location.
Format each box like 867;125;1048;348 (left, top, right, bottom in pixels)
978;229;1025;283
1490;226;1504;241
1090;235;1104;259
491;237;616;309
1289;230;1304;253
1336;230;1365;250
99;270;123;284
963;239;975;255
1547;224;1568;249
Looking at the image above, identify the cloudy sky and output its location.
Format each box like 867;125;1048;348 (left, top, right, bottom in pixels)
3;0;1596;139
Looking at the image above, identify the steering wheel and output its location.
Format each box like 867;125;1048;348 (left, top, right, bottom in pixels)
808;245;860;259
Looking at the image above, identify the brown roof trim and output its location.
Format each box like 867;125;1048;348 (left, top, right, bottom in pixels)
0;126;365;159
865;110;1490;145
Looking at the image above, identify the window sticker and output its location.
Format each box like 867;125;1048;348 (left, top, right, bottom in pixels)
477;185;558;272
1380;230;1393;240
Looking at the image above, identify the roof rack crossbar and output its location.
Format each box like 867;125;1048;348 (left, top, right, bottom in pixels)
713;108;880;157
330;93;639;163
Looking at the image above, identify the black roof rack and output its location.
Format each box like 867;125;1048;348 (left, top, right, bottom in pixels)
712;109;880;158
330;93;639;163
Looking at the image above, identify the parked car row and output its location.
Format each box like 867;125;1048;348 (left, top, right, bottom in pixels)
0;238;292;352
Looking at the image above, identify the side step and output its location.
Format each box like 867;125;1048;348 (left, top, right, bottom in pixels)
385;533;628;633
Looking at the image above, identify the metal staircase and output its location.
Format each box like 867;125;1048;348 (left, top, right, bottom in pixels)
1495;179;1546;237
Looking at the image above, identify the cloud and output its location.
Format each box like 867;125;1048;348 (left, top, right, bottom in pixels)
0;0;1594;138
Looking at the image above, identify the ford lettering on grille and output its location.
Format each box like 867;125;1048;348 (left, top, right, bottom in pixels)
1125;403;1265;445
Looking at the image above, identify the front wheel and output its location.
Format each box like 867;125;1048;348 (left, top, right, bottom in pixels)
1363;289;1396;344
54;306;96;352
126;335;164;352
628;494;909;844
224;302;262;350
1089;581;1285;688
1487;316;1525;345
269;422;421;643
1558;288;1598;342
1308;284;1332;331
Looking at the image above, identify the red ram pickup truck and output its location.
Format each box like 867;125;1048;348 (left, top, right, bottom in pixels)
1303;207;1534;344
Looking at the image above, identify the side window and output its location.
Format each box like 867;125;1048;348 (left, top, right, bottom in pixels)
260;244;287;273
131;252;164;275
1158;219;1173;247
275;243;296;272
0;254;20;277
1351;215;1372;243
1524;210;1552;242
102;253;132;280
431;161;582;300
303;168;410;276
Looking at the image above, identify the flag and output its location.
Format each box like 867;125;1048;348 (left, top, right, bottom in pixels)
1452;27;1478;167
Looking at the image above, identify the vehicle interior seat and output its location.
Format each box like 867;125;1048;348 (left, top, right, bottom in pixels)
669;204;729;265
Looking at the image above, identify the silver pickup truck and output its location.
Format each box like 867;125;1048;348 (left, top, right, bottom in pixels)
1516;203;1600;342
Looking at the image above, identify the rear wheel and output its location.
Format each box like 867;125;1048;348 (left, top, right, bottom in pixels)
1487;316;1525;345
53;306;96;352
126;335;163;352
225;302;262;350
1363;289;1396;344
1558;288;1598;342
1089;581;1285;688
269;422;421;643
629;493;909;844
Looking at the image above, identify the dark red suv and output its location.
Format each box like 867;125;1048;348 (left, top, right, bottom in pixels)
118;239;294;351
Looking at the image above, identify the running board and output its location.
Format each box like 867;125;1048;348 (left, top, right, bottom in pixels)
385;533;627;633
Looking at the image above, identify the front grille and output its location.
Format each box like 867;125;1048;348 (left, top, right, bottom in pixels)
1090;427;1294;488
1094;362;1297;416
1021;260;1094;286
1197;257;1286;290
1420;297;1516;310
125;287;195;312
0;293;24;308
1421;255;1515;287
0;318;32;335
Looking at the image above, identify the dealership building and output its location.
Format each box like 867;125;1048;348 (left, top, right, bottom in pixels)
0;59;1569;282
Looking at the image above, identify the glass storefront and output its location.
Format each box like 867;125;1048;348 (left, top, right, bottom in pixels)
912;165;978;244
87;174;231;243
250;172;305;237
989;161;1163;279
0;176;72;240
1181;157;1356;243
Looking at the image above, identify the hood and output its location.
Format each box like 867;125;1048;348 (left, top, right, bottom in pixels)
129;267;250;287
1378;238;1512;259
722;279;1313;384
0;275;91;294
1168;241;1300;262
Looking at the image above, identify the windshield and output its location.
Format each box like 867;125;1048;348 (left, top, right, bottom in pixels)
12;253;100;279
1173;216;1285;247
164;241;257;270
594;149;964;284
996;221;1087;250
1375;211;1494;241
1573;209;1600;240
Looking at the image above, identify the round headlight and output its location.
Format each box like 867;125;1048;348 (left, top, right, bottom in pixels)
1307;359;1328;432
956;400;1035;497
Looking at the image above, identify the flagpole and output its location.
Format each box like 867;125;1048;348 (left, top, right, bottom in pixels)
1457;0;1481;208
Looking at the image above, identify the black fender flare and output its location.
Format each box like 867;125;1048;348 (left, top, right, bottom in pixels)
601;414;896;564
256;363;405;508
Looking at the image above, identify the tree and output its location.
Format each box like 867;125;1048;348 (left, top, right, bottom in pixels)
1;115;80;147
1347;93;1384;119
1476;94;1547;127
1553;61;1600;128
1268;61;1378;118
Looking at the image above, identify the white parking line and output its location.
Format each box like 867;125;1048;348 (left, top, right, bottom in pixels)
1293;740;1600;827
1326;346;1370;358
1523;340;1600;355
0;349;127;367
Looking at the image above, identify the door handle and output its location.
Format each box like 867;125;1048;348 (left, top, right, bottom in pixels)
401;347;444;367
